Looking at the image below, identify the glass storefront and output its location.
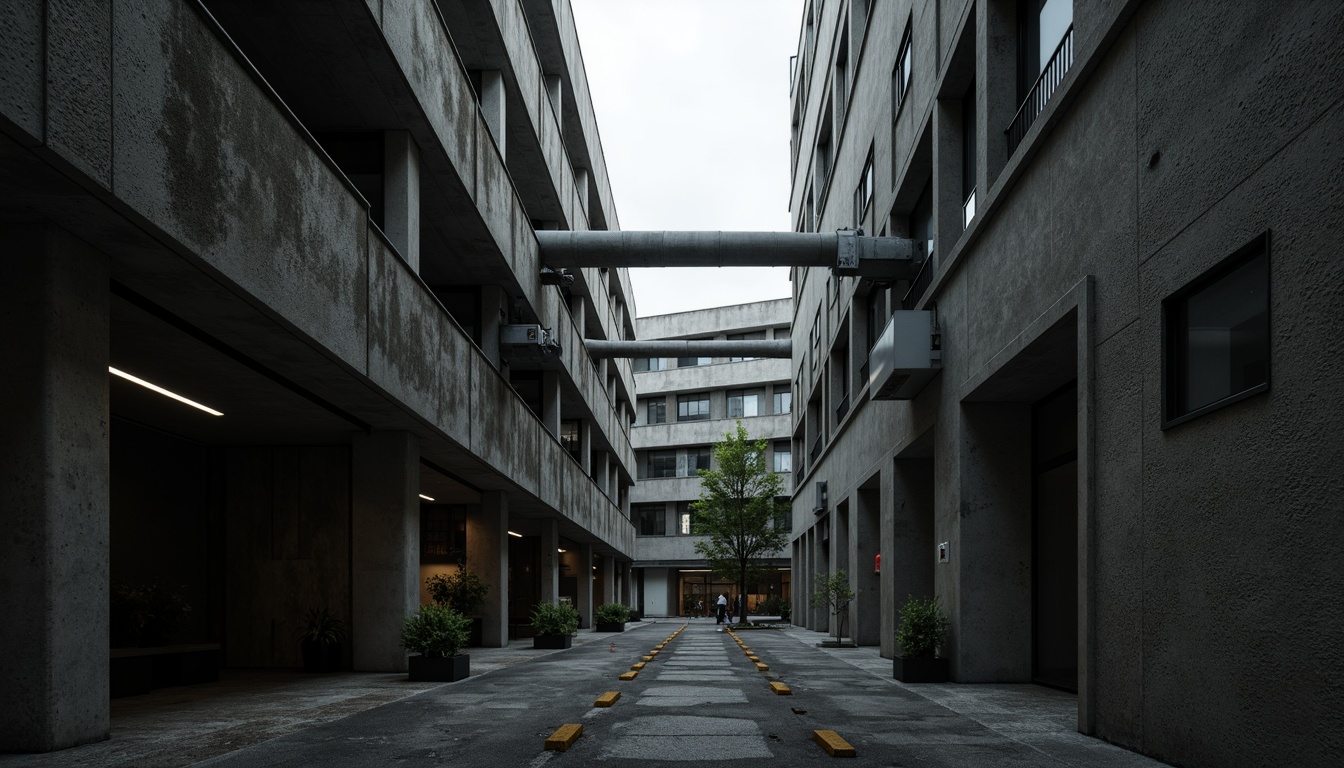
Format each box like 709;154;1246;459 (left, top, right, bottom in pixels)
677;569;790;617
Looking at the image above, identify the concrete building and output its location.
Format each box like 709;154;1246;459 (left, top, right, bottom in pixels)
0;0;639;752
630;301;793;618
786;1;1343;767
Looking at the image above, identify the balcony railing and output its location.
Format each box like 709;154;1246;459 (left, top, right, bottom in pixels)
1006;25;1074;153
809;434;824;465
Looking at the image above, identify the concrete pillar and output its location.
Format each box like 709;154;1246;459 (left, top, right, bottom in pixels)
576;542;594;628
580;420;592;475
542;370;560;439
601;556;616;604
479;285;506;369
480;70;506;159
538;518;560;604
833;501;851;640
933;96;964;265
0;228;109;752
620;562;633;607
467;491;509;647
574;166;590;214
544;73;563;121
792;538;804;625
383;130;420;271
853;486;882;647
352;431;419;672
569;294;587;338
592;451;609;495
980;0;1019;187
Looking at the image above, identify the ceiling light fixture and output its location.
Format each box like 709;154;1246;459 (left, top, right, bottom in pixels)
418;494;435;501
557;548;567;553
108;367;223;416
508;531;523;538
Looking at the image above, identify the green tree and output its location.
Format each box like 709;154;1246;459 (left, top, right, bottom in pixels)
811;570;856;644
692;421;790;627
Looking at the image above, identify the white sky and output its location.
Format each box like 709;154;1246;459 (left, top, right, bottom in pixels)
569;0;805;319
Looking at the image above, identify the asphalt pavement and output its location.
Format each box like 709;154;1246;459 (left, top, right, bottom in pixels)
0;621;1171;767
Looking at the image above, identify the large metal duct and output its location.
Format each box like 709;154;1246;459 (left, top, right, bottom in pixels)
585;339;791;359
536;230;920;280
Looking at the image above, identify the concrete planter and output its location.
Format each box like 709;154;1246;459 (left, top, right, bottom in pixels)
595;622;625;633
894;655;948;683
408;654;470;682
532;635;573;650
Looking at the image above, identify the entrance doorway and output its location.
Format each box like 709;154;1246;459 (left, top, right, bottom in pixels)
1032;382;1078;691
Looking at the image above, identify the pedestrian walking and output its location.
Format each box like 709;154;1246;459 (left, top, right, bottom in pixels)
716;593;728;628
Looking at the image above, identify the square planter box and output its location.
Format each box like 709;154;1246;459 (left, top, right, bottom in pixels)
595;622;625;633
533;635;573;650
894;655;948;683
408;654;470;682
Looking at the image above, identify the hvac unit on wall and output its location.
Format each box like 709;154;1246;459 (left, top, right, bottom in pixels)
868;310;941;400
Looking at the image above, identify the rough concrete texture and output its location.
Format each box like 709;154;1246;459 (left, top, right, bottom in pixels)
0;622;1175;767
0;229;111;752
351;432;419;672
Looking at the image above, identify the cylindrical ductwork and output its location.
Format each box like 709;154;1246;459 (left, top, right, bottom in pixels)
538;230;839;269
585;339;791;359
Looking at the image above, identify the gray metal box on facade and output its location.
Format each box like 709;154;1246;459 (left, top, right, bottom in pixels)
868;311;941;400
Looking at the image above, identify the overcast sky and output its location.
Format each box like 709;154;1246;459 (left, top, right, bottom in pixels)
569;0;805;319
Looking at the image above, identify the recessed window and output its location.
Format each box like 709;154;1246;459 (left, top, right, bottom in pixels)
677;394;711;422
645;399;666;424
854;147;874;229
773;441;793;473
686;446;713;474
635;503;666;536
645;450;677;478
1163;232;1270;428
634;357;667;372
727;389;765;418
773;390;793;415
892;23;912;119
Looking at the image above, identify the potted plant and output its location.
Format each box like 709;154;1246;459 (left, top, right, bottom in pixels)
426;564;490;646
594;603;631;632
300;608;346;672
894;595;950;683
812;571;856;645
400;603;470;682
531;602;579;649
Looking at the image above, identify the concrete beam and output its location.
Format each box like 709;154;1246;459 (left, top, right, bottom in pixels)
585;339;791;359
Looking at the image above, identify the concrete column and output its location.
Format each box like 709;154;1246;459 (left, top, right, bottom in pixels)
0;228;109;752
980;0;1019;188
542;370;561;439
601;556;616;604
538;518;560;604
620;562;633;607
480;70;506;159
479;285;506;369
792;539;804;626
544;73;563;121
352;431;419;672
592;451;609;495
580;420;592;475
933;96;964;266
569;294;587;338
576;542;594;628
574;167;590;214
853;487;882;647
383;130;420;271
831;503;850;640
467;491;510;647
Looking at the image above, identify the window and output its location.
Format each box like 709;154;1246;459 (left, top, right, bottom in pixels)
834;25;850;126
962;84;977;229
1163;232;1270;427
816;101;834;192
421;507;467;562
892;23;912;119
560;420;580;459
646;449;677;478
727;389;765;418
687;446;713;474
677;393;711;421
728;330;766;361
773;441;793;473
677;355;711;367
773;390;793;415
854;147;874;229
634;357;666;372
1010;0;1074;151
679;501;697;535
635;503;666;536
645;399;666;424
810;309;821;369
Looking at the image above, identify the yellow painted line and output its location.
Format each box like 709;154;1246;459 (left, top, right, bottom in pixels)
641;655;654;662
619;671;638;681
769;681;792;695
545;723;583;751
748;655;760;662
594;691;621;708
812;729;856;757
648;650;659;656
631;662;646;670
755;662;770;671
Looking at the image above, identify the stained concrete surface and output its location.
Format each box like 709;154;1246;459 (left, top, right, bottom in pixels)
0;620;1171;767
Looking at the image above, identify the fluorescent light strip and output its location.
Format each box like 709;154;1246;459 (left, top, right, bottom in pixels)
418;494;435;501
108;367;223;416
508;531;523;538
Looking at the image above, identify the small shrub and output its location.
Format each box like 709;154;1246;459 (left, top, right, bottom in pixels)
895;595;949;658
594;603;631;624
531;602;579;637
400;603;469;657
425;566;490;615
300;608;346;646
